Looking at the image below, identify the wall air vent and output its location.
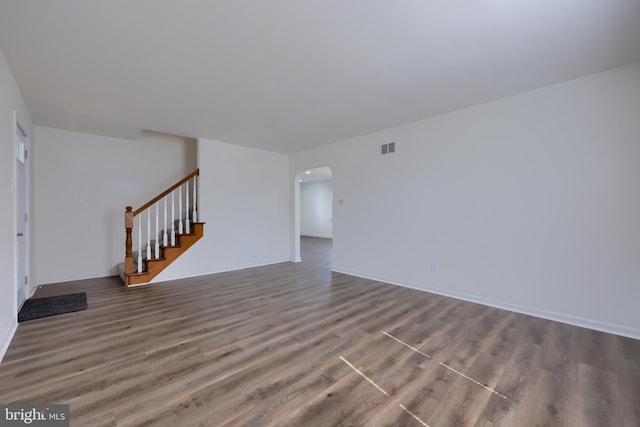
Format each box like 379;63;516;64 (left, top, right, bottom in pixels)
381;142;396;155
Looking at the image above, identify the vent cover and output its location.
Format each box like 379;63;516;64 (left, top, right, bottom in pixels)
381;142;396;155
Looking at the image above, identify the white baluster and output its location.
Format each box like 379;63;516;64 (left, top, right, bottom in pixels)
192;176;197;223
171;191;176;246
155;203;160;259
185;180;190;234
178;186;183;234
146;210;151;260
163;196;168;247
137;216;142;272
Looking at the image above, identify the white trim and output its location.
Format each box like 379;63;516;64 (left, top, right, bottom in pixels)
331;266;640;340
150;258;291;284
300;233;333;239
0;320;18;363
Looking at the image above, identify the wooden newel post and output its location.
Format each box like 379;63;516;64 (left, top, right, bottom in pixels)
125;206;134;280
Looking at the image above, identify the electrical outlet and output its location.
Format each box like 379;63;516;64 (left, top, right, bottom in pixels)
431;263;439;273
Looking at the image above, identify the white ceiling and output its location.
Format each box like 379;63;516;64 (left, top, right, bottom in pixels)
1;1;639;154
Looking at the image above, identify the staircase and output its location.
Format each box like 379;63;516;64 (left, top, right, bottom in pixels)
117;169;205;286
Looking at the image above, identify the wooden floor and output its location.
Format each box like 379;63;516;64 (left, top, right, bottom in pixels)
1;237;639;426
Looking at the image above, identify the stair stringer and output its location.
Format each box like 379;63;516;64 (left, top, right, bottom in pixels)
125;222;205;286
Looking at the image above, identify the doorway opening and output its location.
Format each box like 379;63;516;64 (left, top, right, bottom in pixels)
294;166;333;263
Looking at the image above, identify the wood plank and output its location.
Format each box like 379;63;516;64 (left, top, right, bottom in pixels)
1;237;638;426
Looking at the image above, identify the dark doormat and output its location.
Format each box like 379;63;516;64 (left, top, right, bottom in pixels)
18;293;87;322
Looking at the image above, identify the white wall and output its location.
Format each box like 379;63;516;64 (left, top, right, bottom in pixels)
0;48;34;361
153;138;290;282
34;127;196;284
300;180;333;238
291;62;640;338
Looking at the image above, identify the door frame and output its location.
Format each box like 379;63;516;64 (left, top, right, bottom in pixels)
14;112;30;314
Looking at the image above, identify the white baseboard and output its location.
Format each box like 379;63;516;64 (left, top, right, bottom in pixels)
300;233;333;239
0;321;18;363
332;266;640;340
151;258;291;284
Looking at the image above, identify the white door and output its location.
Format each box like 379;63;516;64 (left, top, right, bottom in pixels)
16;124;28;311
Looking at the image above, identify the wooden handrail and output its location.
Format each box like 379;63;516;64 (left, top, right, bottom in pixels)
133;168;199;216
